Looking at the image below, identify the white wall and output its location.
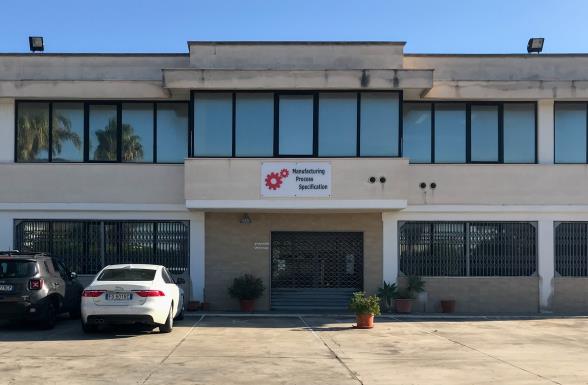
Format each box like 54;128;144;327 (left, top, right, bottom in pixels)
0;99;15;163
538;99;555;164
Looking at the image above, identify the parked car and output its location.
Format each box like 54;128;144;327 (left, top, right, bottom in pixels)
0;251;84;329
81;264;185;333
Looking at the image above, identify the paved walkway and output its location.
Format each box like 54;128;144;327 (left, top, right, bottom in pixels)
1;315;587;384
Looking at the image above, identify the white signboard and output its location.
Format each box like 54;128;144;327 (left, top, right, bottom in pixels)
261;162;331;197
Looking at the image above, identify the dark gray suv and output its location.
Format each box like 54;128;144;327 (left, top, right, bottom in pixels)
0;251;84;329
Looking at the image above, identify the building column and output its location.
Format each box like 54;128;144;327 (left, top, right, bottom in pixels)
538;219;555;313
0;99;15;163
382;212;399;285
189;212;205;302
537;99;554;164
0;214;14;250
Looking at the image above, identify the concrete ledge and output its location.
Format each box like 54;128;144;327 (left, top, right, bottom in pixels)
186;199;407;211
163;68;433;90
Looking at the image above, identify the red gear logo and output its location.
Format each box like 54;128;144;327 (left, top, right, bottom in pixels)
265;172;283;190
280;168;289;178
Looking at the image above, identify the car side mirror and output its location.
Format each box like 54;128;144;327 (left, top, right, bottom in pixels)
69;272;77;280
175;278;185;285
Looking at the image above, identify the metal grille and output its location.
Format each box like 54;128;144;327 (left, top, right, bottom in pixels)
271;232;363;289
400;221;537;277
14;220;189;275
555;222;588;276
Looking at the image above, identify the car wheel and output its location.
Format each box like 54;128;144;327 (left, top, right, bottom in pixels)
39;302;57;330
81;320;97;334
159;305;173;333
175;299;185;321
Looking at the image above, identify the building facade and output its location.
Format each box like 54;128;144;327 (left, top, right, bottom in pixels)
2;41;588;313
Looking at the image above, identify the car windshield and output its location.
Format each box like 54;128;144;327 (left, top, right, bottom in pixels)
0;260;37;278
97;268;156;281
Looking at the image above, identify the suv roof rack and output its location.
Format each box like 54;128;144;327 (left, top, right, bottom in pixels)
0;250;50;257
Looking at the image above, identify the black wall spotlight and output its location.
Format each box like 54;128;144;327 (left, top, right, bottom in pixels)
430;182;437;189
369;176;376;184
379;176;386;184
527;38;544;54
29;36;44;52
419;182;427;189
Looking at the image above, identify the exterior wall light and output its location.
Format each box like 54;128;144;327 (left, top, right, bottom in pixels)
419;182;427;189
368;176;376;184
239;213;252;224
29;36;44;52
527;38;544;54
379;177;386;184
430;182;437;189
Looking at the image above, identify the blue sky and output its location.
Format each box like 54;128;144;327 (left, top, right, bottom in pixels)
0;0;584;54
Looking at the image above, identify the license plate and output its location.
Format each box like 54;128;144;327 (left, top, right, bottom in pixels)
106;292;132;301
0;285;13;292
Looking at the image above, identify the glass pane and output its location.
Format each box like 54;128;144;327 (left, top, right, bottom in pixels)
235;93;274;156
471;105;499;162
194;93;232;156
89;105;118;161
360;92;399;156
555;103;587;163
156;103;188;163
17;102;49;162
319;93;357;156
278;95;314;155
122;103;154;162
504;104;536;163
435;103;466;163
51;103;84;162
403;103;432;163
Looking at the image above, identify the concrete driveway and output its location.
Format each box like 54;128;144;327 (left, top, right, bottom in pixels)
0;315;586;384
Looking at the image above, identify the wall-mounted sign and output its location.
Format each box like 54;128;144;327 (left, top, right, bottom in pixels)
261;162;331;197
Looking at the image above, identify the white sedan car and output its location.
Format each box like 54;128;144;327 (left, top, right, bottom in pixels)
81;264;185;333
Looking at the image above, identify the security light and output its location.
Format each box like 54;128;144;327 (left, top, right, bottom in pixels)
29;36;44;52
239;213;252;225
527;38;544;54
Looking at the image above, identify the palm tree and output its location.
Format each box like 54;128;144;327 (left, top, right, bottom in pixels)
17;111;82;161
93;118;144;161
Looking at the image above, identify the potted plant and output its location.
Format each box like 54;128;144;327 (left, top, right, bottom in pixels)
394;276;426;314
440;299;456;313
349;292;381;329
377;281;398;313
228;274;265;312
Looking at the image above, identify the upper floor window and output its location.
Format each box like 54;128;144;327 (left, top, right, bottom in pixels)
402;102;536;164
191;91;400;158
555;103;587;163
16;101;188;163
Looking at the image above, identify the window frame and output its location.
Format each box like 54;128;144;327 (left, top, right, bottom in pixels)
189;90;403;158
15;100;189;164
402;100;538;164
554;101;588;164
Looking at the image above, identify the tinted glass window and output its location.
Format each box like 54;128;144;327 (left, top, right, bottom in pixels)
17;102;50;162
435;103;466;163
98;268;157;281
360;93;399;156
122;103;154;162
89;105;118;161
555;103;587;163
194;93;232;156
319;93;357;156
403;103;432;163
235;93;274;156
51;103;84;162
0;261;37;278
156;103;189;163
504;103;535;163
278;95;314;155
470;105;499;162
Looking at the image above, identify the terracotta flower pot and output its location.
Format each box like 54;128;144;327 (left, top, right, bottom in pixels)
239;299;255;312
395;299;413;314
440;300;456;313
355;314;374;329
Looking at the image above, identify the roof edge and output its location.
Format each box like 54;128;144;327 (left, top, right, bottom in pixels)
187;41;406;46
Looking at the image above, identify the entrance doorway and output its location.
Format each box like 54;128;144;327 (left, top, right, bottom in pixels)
270;231;363;310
